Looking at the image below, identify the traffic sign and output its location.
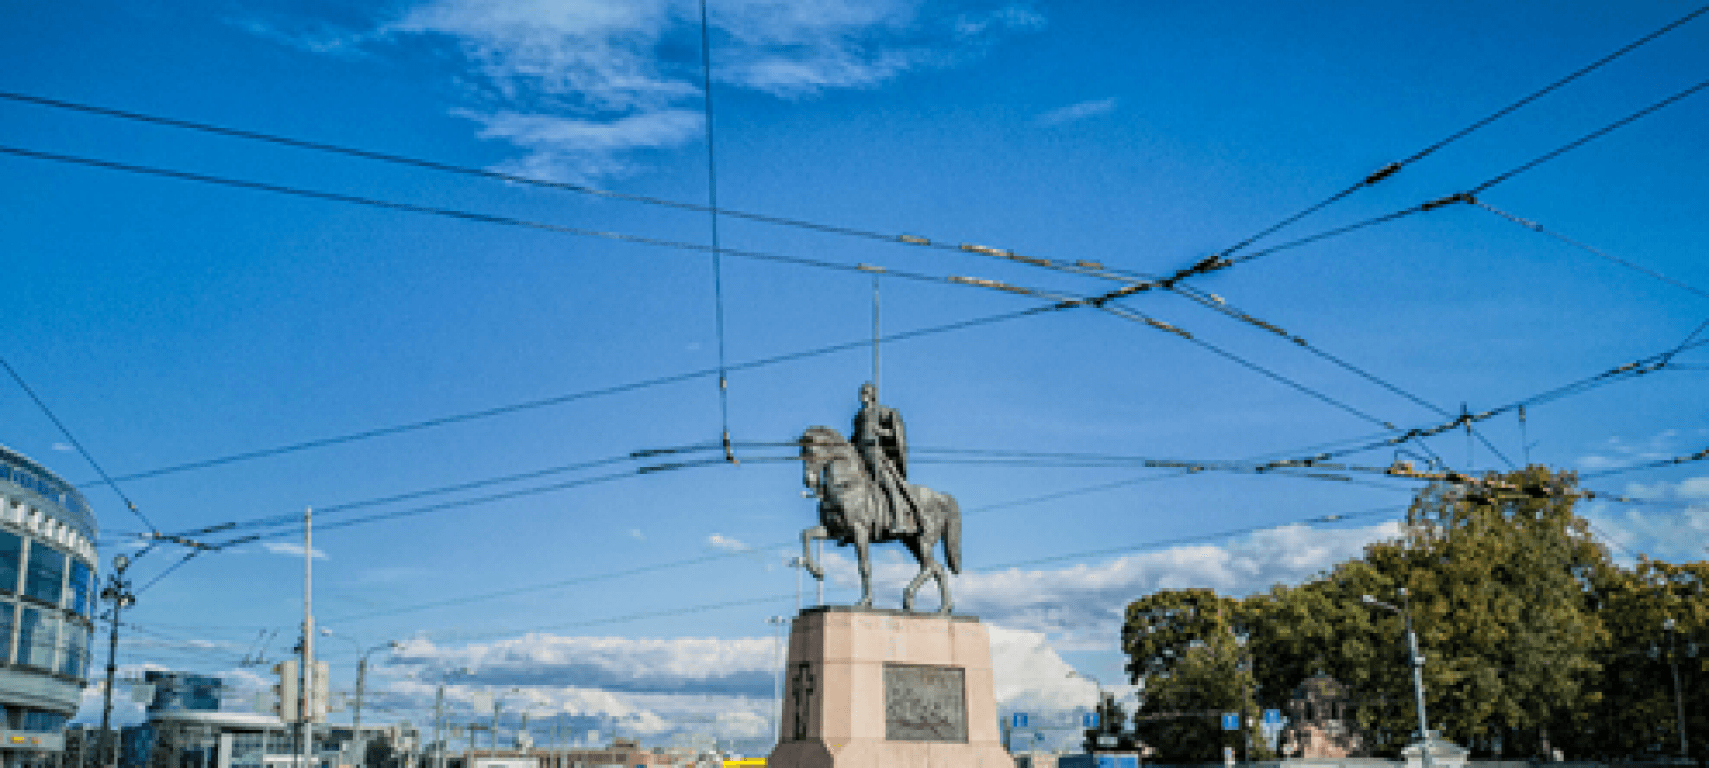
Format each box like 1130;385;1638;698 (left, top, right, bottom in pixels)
1011;713;1028;728
1221;712;1240;731
1262;708;1283;726
1082;712;1100;728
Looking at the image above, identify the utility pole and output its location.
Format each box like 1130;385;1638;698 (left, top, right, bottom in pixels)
302;506;316;768
98;554;135;768
432;686;445;768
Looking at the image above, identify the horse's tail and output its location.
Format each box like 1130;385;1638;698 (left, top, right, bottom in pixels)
944;495;962;575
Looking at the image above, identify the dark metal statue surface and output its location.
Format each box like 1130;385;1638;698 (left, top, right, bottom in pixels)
797;383;962;613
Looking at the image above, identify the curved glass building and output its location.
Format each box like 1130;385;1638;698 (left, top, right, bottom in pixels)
0;446;98;767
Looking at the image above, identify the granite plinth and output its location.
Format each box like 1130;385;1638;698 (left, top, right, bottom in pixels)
768;607;1010;768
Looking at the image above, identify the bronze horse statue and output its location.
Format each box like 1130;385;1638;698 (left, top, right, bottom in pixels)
797;425;962;613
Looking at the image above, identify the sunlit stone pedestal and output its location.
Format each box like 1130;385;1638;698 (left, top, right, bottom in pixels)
768;606;1011;768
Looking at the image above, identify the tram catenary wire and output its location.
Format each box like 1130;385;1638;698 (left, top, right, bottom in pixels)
4;4;1703;289
0;354;159;533
152;329;1708;552
8;125;1679;492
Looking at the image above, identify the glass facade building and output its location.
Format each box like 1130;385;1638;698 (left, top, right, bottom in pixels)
0;445;99;767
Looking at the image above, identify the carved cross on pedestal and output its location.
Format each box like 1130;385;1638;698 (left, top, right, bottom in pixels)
790;662;816;741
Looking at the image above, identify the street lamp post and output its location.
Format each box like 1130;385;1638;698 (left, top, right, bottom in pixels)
320;629;400;765
767;616;790;745
98;554;136;768
1665;618;1689;758
1364;589;1432;768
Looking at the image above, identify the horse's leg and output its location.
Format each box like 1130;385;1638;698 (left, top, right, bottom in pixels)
924;508;953;614
901;537;930;613
801;525;828;580
854;530;874;609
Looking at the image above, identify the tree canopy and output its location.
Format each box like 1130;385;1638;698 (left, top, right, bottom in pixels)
1119;466;1707;760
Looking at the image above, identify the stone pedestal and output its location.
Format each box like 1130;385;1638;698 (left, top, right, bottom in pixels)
768;606;1011;768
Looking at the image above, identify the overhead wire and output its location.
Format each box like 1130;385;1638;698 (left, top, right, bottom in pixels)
81;305;1053;486
1470;202;1709;301
1164;284;1512;467
1125;3;1709;278
4;3;1702;293
0;354;158;533
1469;75;1709;196
0;144;1089;303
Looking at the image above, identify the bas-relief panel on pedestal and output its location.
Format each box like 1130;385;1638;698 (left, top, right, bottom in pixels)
883;664;967;743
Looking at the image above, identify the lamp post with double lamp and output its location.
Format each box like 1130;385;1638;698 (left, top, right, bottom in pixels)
1363;589;1431;768
319;629;400;762
1664;618;1689;758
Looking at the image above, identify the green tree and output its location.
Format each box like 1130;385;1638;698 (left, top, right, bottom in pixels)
1122;589;1269;759
1583;558;1709;759
1130;466;1638;758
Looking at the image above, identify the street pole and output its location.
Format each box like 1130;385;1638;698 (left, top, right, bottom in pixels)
432;686;445;768
1666;618;1689;758
767;616;788;745
98;554;134;768
1364;590;1431;768
302;506;316;768
1402;589;1431;768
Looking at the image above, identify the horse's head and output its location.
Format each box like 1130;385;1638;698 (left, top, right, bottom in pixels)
798;426;849;498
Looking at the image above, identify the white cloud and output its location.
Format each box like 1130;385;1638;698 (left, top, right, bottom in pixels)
51;442;73;452
1578;429;1680;470
256;0;1044;182
1582;474;1709;562
707;533;751;553
261;542;328;559
391;633;777;697
1036;96;1117;126
811;521;1400;650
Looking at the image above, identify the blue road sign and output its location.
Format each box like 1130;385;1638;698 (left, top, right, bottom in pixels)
1262;708;1283;726
1221;712;1240;731
1012;713;1028;728
1083;712;1100;728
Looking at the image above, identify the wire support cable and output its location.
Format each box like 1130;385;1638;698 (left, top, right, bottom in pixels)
1268;336;1709;470
697;0;736;463
9;4;1702;293
1581;444;1709;480
1166;284;1514;468
1471;201;1709;301
0;354;158;533
1096;303;1408;433
1471;75;1709;196
84;305;1052;487
0;144;1093;305
0;90;1137;288
1196;3;1709;263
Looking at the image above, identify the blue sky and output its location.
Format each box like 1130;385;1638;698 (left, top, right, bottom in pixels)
3;0;1707;753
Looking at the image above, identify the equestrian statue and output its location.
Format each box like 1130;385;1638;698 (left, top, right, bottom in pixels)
797;382;963;613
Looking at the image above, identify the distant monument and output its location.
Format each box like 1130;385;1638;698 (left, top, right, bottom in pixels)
1279;673;1367;758
771;385;1007;768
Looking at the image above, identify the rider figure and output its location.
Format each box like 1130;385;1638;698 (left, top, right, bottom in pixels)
852;382;920;534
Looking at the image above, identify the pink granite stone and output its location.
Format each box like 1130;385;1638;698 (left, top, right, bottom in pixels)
769;608;1013;768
